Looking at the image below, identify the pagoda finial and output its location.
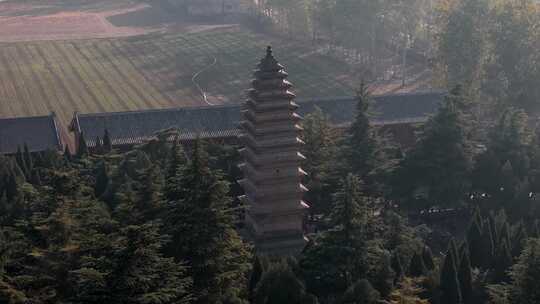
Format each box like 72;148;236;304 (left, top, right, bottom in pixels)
266;45;272;57
258;45;282;72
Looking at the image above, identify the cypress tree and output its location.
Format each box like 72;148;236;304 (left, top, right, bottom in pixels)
23;143;33;175
64;145;72;163
409;250;427;277
103;129;113;152
512;221;528;258
254;260;317;304
94;136;103;155
340;279;380;304
15;146;27;179
166;139;251;303
342;82;376;179
94;162;109;198
422;246;435;271
77;132;89;158
481;218;496;268
392;87;472;211
5;173;18;202
164;140;186;202
440;240;462;304
249;255;269;300
31;169;42;186
493;239;513;283
467;214;485;268
458;245;474;304
391;252;405;282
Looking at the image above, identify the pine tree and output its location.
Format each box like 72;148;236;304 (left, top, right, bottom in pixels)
301;107;337;217
392;88;472;211
254;260;317;304
23;143;33;175
64;145;72;163
340;279;380;304
94;136;103;155
458;246;474;304
5;173;19;202
492;239;513;283
300;174;370;299
103;129;113;153
73;223;193;304
439;240;462;304
422;246;435;271
391;252;405;282
341;82;394;194
467;213;485;268
164;140;186;202
508;238;540;304
409;250;427;277
77;132;89;158
14;146;28;180
249;255;269;301
94;162;109;198
165;139;251;303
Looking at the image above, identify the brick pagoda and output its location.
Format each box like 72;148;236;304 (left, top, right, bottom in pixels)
238;46;309;255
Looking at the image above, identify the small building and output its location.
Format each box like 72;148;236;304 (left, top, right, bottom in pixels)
69;91;445;153
0;113;64;154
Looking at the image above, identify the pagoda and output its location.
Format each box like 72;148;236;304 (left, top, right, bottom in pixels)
238;46;309;255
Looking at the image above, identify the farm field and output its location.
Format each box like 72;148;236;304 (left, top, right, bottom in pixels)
0;26;355;126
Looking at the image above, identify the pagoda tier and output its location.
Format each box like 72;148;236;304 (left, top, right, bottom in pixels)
238;46;309;255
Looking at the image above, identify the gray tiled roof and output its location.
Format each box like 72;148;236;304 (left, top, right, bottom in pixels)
72;91;446;147
0;114;62;154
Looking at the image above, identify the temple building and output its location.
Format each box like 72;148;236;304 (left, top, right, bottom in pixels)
69;92;445;153
0;113;66;154
238;47;309;254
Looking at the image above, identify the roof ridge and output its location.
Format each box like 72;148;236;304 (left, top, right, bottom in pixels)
76;91;447;118
77;103;241;117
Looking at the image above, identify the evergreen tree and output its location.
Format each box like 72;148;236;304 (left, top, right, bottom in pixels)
14;146;27;180
249;255;269;301
77;132;89;158
165;139;251;303
340;279;380;304
392;88;471;211
94;136;103;154
23;143;33;175
72;223;193;304
5;173;19;202
409;250;427;277
164;140;186;202
301;107;337;217
508;238;540;304
300;174;370;299
467;213;485;268
94;162;109;198
439;240;462;304
103;129;113;153
341;82;395;195
422;246;435;271
458;246;474;304
254;261;317;304
391;252;405;283
492;239;513;283
64;145;72;163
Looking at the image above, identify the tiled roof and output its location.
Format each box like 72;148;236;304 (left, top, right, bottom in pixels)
0;113;62;154
72;91;445;147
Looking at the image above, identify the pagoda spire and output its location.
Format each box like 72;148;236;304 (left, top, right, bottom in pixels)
238;46;309;255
